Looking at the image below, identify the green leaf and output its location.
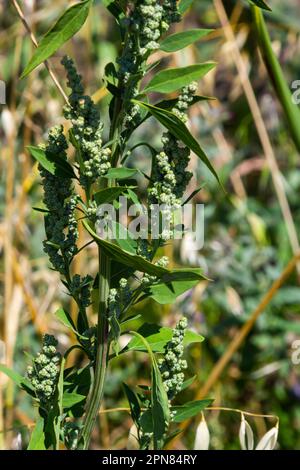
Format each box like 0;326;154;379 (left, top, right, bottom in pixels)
248;0;271;10
178;0;194;14
171;399;213;423
27;146;76;179
112;221;137;255
55;308;88;339
123;323;204;354
28;416;46;450
160;29;212;53
148;278;200;304
123;383;141;425
133;101;222;188
62;392;86;409
83;221;208;282
94;186;133;205
21;0;93;77
252;6;300;153
0;364;34;392
83;220;170;277
139;409;153;433
143;63;215;94
104;167;139;180
180;375;197;392
130;331;170;449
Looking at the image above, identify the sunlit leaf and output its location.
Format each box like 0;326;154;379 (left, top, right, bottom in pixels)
172;399;212;423
160;29;212;53
133;101;222;188
22;0;93;77
27;146;76;179
27;417;46;450
143;63;215;94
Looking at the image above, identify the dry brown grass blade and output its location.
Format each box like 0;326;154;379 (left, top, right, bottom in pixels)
213;0;300;275
167;251;300;448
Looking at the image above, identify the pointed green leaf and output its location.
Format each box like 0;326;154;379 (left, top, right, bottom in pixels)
180;375;197;392
148;278;200;304
55;308;88;340
21;0;93;77
178;0;194;14
0;364;34;392
112;221;137;254
143;63;215;94
83;220;169;277
160;29;213;53
27;146;76;179
248;0;271;10
104;167;139;180
62;392;86;409
94;186;134;205
133;101;222;188
130;331;170;449
123;323;204;354
123;383;141;425
28;416;46;450
171;399;213;423
83;220;208;282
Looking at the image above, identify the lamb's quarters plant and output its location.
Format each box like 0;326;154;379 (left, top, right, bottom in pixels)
0;0;278;451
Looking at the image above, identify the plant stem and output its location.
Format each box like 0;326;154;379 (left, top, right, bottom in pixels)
79;88;123;448
80;249;110;449
251;5;300;153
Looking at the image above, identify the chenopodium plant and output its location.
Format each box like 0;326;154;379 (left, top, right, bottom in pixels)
1;0;224;450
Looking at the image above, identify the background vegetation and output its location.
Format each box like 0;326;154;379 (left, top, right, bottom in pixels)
1;0;300;449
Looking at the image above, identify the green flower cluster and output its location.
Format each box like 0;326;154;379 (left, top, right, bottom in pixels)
118;0;181;128
172;82;198;123
40;125;79;275
27;334;61;406
108;278;131;319
69;274;93;309
162;0;181;26
158;317;188;400
141;256;169;285
148;83;198;240
135;0;165;57
61;56;111;185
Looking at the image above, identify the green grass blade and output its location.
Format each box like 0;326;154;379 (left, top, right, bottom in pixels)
252;6;300;153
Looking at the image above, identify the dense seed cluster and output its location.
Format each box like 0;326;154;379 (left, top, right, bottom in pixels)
69;274;93;309
117;0;181;128
27;335;61;406
40;125;79;275
148;83;198;240
172;82;198;123
61;56;111;185
108;278;131;318
162;0;181;26
158;317;188;400
135;1;165;57
141;256;169;285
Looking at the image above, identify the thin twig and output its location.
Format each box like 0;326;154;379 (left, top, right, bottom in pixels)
11;0;69;104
